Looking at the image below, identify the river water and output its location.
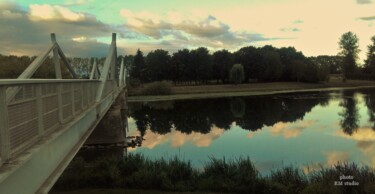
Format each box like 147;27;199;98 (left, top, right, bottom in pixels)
127;88;375;174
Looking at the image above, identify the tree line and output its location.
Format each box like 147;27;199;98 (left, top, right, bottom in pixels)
129;45;330;85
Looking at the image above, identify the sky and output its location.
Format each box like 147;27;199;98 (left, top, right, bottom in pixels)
1;0;375;62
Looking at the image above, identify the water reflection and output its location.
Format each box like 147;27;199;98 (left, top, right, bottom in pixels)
130;89;375;139
339;90;360;135
129;92;331;135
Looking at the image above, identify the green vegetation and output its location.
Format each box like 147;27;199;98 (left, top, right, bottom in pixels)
229;64;245;84
53;153;375;194
139;81;172;96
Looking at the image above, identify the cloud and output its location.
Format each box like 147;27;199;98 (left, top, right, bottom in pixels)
302;162;324;174
280;28;300;32
360;16;375;21
324;151;350;166
119;9;274;49
29;4;85;21
335;127;375;167
293;20;304;24
130;126;225;149
268;120;315;139
0;2;123;57
63;0;94;6
356;0;372;4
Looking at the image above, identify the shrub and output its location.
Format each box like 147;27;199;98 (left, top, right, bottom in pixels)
229;64;245;85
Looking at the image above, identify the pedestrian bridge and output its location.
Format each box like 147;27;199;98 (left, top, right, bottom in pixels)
0;33;127;194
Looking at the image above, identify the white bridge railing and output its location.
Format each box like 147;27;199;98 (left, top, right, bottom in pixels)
0;33;127;167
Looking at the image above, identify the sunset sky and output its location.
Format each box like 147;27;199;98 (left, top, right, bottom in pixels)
1;0;375;62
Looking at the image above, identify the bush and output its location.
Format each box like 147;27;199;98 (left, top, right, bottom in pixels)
140;81;172;96
128;78;141;87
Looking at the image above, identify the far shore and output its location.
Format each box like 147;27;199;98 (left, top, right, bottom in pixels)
127;79;375;102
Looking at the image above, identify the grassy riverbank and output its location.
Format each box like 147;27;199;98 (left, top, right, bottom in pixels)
51;153;375;194
128;79;375;102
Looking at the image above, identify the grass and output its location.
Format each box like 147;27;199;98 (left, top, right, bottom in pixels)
128;78;375;102
51;153;375;194
137;81;172;96
51;189;228;194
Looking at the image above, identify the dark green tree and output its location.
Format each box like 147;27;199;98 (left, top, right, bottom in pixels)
130;49;146;82
258;47;283;81
364;36;375;74
212;49;233;83
309;55;342;74
234;46;261;82
146;49;171;81
172;49;190;85
338;32;360;79
190;47;212;84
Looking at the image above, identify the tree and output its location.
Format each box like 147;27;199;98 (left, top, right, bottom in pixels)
190;47;212;84
309;55;342;74
145;49;171;82
338;31;360;79
234;46;261;82
258;47;283;81
229;64;245;85
130;49;146;82
364;36;375;74
172;49;190;84
212;49;233;83
277;47;305;81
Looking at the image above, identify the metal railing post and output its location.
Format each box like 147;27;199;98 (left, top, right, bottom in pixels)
124;67;127;87
36;84;45;135
57;83;63;123
71;84;76;117
80;83;84;109
0;86;10;165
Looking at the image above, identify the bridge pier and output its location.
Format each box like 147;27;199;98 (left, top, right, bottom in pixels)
84;89;128;147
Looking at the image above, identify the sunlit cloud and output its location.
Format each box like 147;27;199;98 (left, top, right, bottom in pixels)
129;125;225;149
356;0;372;4
119;9;274;50
72;36;88;42
302;162;324;174
268;120;315;139
335;127;375;167
2;0;375;60
324;151;350;166
29;4;85;21
0;2;121;57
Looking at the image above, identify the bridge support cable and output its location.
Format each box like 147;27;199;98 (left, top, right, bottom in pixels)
90;59;100;80
6;34;78;104
96;33;118;102
119;57;125;87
